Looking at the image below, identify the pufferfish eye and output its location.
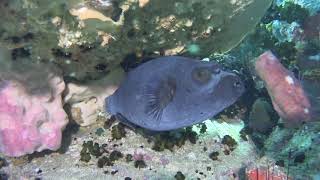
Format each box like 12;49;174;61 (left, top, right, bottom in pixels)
192;67;212;83
212;67;221;74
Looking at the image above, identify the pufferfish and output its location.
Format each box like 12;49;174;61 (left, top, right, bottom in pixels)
105;56;245;131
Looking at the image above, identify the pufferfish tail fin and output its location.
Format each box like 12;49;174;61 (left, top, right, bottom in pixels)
105;95;116;115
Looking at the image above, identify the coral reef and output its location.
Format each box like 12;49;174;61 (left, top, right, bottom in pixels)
263;123;320;179
228;0;315;70
64;67;124;126
275;1;310;23
269;20;303;43
0;0;319;179
303;13;320;40
275;0;320;15
245;157;291;180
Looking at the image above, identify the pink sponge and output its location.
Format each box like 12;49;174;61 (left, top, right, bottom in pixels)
0;76;68;157
255;51;311;127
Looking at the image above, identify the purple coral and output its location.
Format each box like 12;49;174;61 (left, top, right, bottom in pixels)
133;149;152;161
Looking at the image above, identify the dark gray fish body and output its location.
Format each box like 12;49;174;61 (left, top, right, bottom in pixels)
105;56;244;131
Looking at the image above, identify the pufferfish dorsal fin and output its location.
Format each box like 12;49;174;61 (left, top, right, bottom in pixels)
143;76;176;122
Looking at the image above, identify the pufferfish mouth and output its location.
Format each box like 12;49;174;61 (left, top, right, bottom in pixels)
216;73;245;95
232;77;245;94
223;69;245;93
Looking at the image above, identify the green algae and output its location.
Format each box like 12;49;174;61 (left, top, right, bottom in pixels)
174;171;186;180
277;2;310;24
221;135;238;151
111;123;126;140
152;127;198;152
209;151;219;161
134;160;147;169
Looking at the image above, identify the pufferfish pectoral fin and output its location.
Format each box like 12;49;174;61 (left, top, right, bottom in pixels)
115;113;140;130
143;76;176;122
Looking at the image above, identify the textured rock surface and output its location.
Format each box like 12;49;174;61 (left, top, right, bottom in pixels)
245;157;291;180
0;67;68;157
64;67;125;126
0;0;272;80
264;123;320;179
0;119;258;179
249;98;276;133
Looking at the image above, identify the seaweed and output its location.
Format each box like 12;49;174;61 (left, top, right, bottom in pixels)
221;135;238;151
134;160;147;169
109;150;123;161
111;123;126;140
152;127;198;152
278;2;310;24
209;151;219;161
174;171;186;180
0;158;7;169
125;154;133;162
